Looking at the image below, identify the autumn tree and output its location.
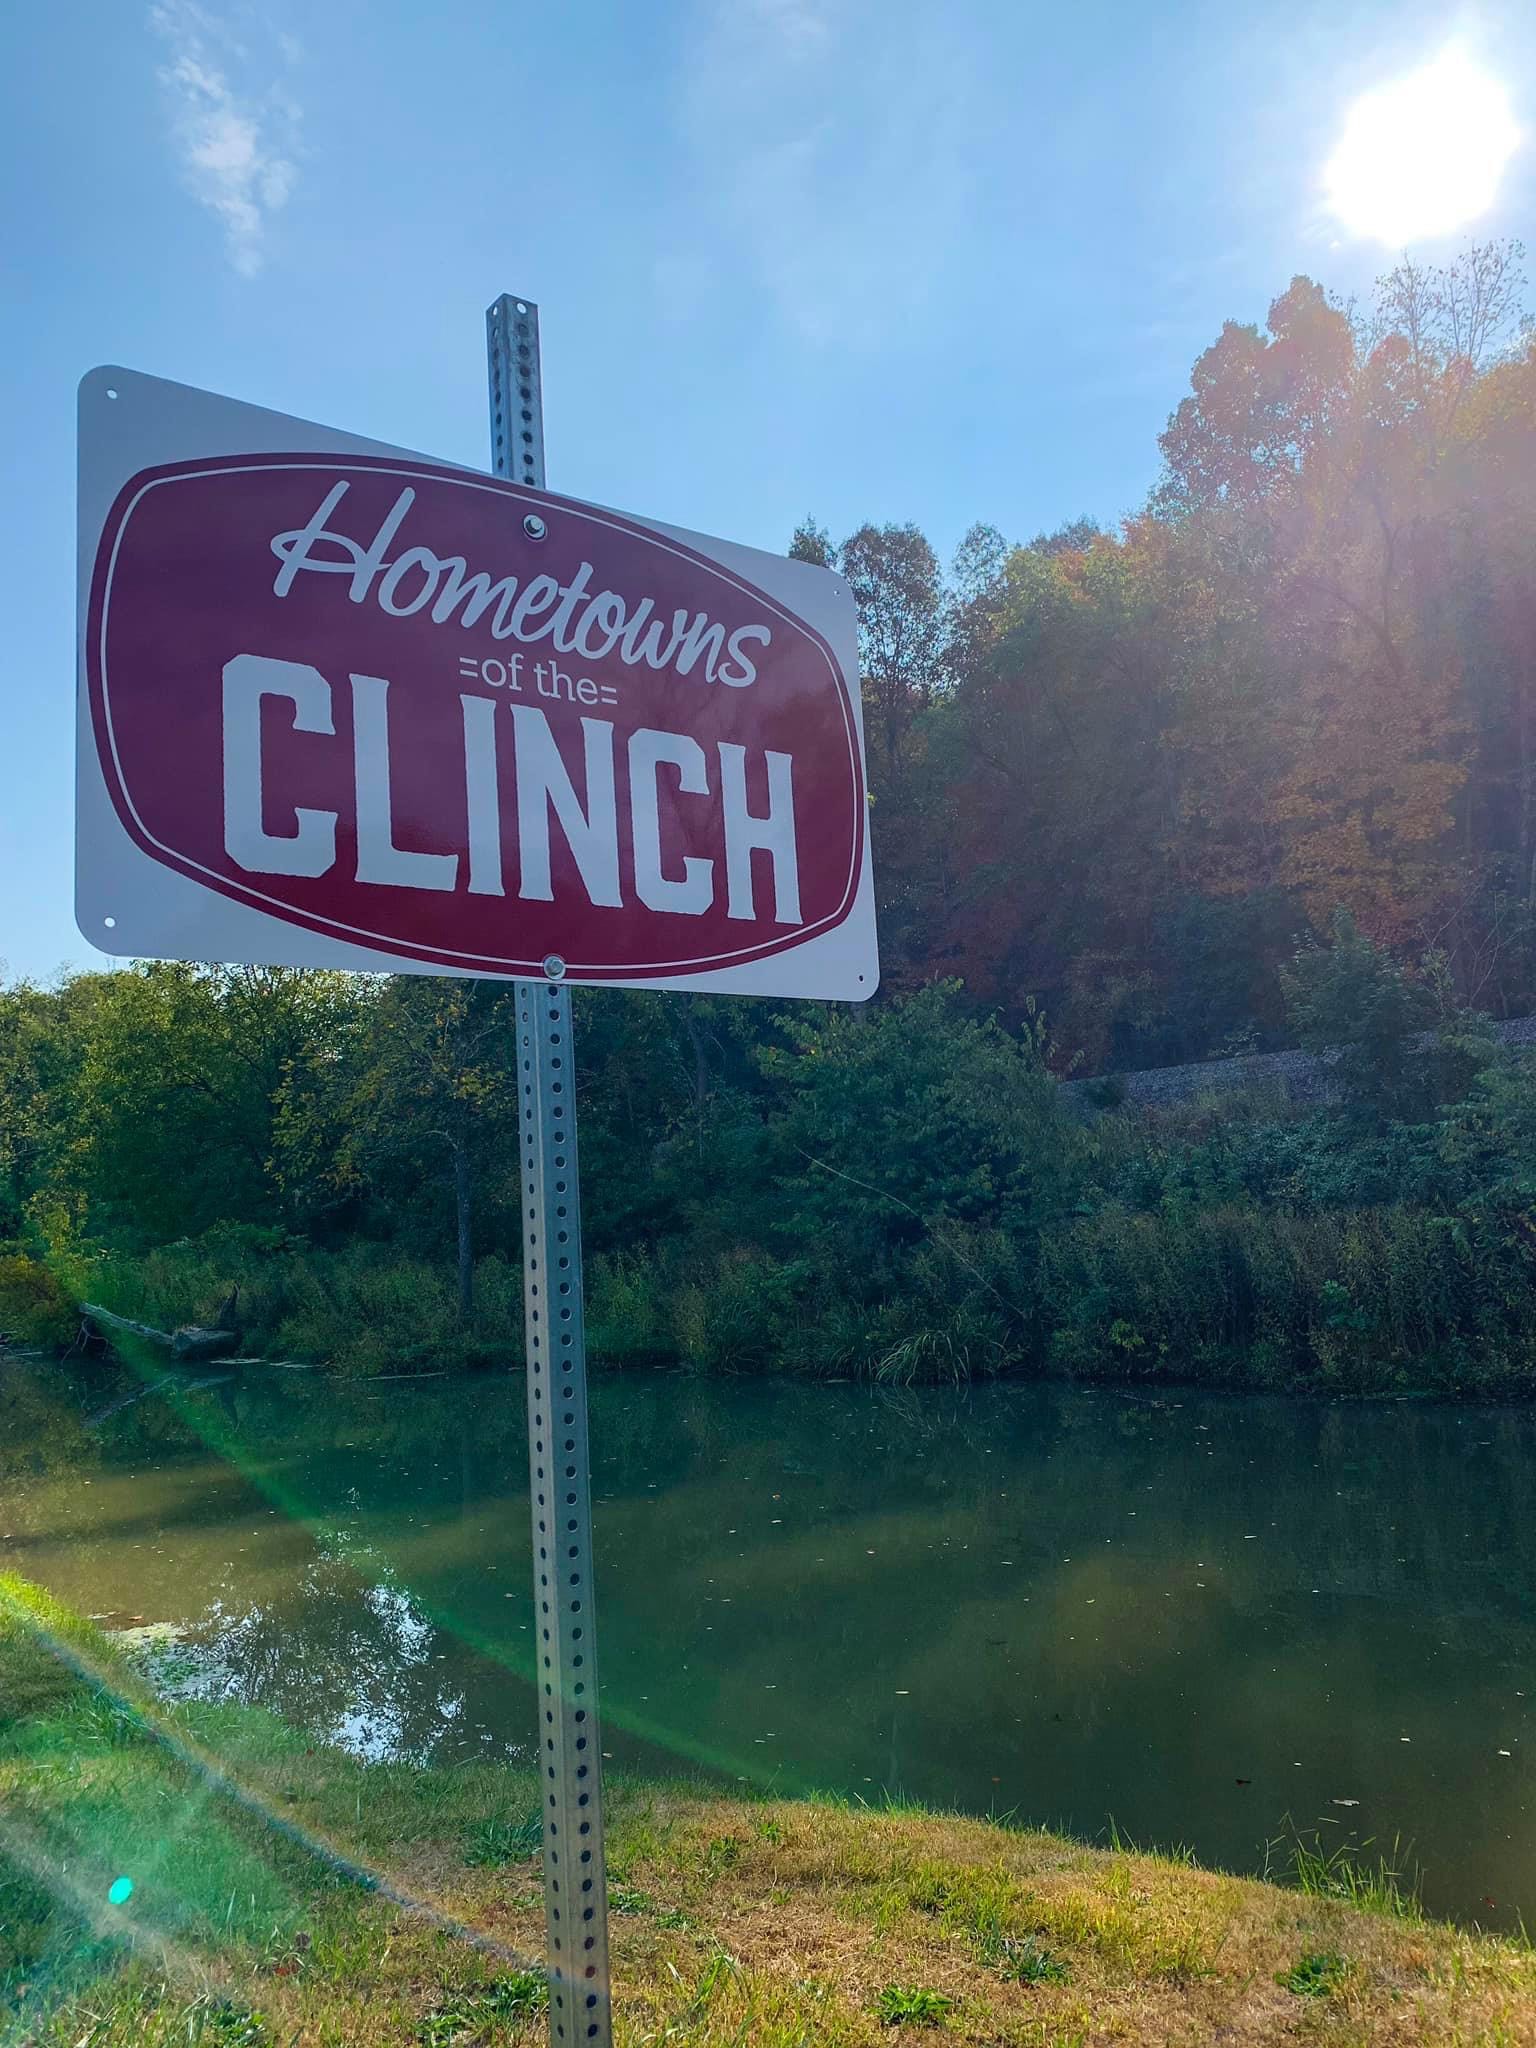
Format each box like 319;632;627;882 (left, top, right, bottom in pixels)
1155;276;1355;517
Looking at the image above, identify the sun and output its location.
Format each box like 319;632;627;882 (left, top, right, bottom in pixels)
1323;46;1522;246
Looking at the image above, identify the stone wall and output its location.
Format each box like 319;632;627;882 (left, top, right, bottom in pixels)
1060;1015;1536;1114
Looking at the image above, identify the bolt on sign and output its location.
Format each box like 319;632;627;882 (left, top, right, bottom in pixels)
76;366;876;999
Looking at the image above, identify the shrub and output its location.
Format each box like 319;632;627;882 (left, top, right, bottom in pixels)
73;1235;525;1376
0;1253;78;1351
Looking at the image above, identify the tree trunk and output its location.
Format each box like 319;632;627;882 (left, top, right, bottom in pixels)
682;1005;710;1151
453;1140;474;1320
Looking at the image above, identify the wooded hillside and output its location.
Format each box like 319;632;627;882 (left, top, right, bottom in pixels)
5;244;1536;1391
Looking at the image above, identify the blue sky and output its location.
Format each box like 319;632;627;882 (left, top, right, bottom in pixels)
4;0;1534;982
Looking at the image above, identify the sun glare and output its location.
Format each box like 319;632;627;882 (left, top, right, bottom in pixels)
1324;46;1521;246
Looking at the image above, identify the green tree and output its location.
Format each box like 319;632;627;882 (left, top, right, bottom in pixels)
311;979;522;1318
56;964;354;1244
1282;911;1436;1114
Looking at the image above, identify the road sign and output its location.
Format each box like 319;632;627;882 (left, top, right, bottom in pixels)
77;316;880;2048
76;367;877;1000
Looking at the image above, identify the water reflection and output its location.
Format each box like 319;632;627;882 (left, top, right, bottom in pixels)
1;1362;1533;1925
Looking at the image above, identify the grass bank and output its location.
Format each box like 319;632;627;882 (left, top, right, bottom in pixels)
5;1579;1536;2045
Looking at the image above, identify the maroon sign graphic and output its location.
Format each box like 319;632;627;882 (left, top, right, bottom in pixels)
85;453;866;981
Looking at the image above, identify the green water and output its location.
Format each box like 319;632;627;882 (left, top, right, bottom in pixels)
2;1361;1533;1925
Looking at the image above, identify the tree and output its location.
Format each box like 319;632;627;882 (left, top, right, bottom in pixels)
0;978;96;1242
299;979;522;1319
53;964;354;1245
788;516;834;568
1155;276;1355;516
1282;910;1435;1114
838;522;949;786
1369;241;1528;457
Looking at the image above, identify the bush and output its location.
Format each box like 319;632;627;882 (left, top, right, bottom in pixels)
72;1234;525;1376
1041;1192;1536;1394
0;1253;78;1351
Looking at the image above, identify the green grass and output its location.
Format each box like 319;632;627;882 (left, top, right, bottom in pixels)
1275;1949;1349;1998
1267;1825;1422;1919
63;1239;528;1377
417;1972;547;2044
875;1984;955;2026
994;1937;1070;1987
461;1813;542;1867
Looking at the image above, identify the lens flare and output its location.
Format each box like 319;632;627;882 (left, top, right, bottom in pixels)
1324;46;1521;245
107;1875;134;1905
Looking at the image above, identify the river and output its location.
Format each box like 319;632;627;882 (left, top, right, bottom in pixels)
2;1361;1532;1926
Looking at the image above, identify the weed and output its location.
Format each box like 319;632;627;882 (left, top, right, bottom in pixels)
418;1972;547;2044
997;1936;1071;1986
607;1878;688;1928
1105;1818;1197;1866
703;1834;742;1875
875;1984;955;2026
608;1882;656;1914
1277;1950;1349;1998
462;1813;542;1867
671;1947;739;2024
186;2000;270;2045
1269;1825;1422;1919
905;1864;1076;1988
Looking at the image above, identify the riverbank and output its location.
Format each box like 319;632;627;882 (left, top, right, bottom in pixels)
11;969;1536;1398
17;1194;1536;1397
5;1577;1536;2045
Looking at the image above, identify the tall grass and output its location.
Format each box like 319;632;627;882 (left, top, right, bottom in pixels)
1265;1825;1422;1920
587;1239;1022;1382
69;1236;524;1376
1040;1200;1536;1393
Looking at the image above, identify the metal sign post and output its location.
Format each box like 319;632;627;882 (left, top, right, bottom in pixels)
77;313;875;2048
487;293;612;2048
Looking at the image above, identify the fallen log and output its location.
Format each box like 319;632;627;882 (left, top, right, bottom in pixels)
171;1325;239;1362
80;1303;239;1363
80;1302;174;1347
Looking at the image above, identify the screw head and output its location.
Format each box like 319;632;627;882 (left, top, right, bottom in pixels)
524;512;548;542
542;954;567;981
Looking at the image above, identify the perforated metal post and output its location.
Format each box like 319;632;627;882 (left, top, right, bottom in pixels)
488;292;613;2048
488;293;547;489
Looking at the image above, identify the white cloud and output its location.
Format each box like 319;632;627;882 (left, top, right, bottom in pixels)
676;0;980;345
150;1;300;277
